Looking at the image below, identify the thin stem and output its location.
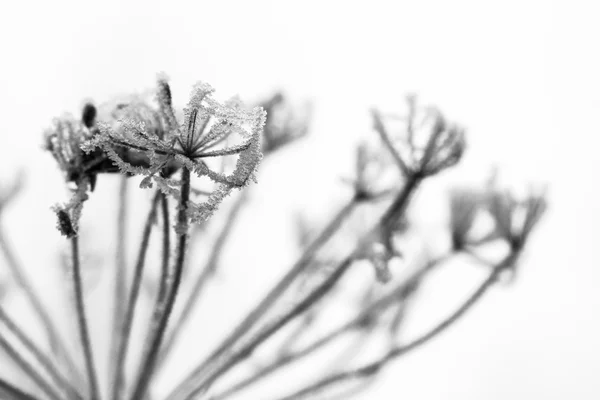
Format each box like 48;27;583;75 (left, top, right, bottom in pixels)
270;255;513;400
170;199;356;398
0;331;62;400
140;193;171;383
112;192;161;400
109;176;129;392
0;307;81;399
70;236;100;400
0;376;43;400
130;168;192;400
157;190;249;371
157;193;171;309
185;257;355;399
0;228;80;384
170;174;422;399
209;256;442;400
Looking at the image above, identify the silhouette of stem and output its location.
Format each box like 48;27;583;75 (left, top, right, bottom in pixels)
70;236;100;400
130;168;191;400
112;192;160;400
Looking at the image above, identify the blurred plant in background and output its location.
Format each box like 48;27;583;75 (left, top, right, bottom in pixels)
0;75;546;400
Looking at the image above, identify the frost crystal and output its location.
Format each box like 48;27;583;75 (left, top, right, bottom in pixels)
83;73;266;223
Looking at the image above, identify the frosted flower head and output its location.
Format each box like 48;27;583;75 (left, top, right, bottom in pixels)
44;113;93;184
84;74;265;222
44;111;97;236
371;96;466;177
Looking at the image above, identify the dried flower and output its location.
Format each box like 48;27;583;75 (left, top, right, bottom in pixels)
83;74;265;222
486;185;548;252
371;96;466;177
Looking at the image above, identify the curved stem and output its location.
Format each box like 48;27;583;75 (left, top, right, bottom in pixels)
130;168;192;400
112;192;160;400
71;236;100;400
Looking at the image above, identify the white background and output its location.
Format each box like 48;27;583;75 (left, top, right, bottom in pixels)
0;0;598;399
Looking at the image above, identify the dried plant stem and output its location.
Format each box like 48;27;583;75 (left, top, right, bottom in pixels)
170;199;356;398
0;307;81;399
156;193;171;307
109;176;129;390
186;258;355;399
130;168;192;400
138;193;171;384
270;255;513;400
0;376;43;400
0;229;80;383
112;192;161;400
0;325;63;400
70;236;100;400
172;174;423;399
157;190;249;371
209;256;442;400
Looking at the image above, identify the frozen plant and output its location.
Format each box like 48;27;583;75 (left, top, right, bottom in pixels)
0;78;546;400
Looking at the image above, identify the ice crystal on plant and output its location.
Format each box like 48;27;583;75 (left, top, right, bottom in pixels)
83;74;265;222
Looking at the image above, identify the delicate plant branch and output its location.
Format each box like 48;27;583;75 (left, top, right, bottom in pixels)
70;235;100;400
0;307;81;400
269;253;515;400
0;228;80;384
112;192;161;400
130;168;192;400
109;176;129;391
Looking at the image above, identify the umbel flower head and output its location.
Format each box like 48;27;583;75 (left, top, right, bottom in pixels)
83;74;266;223
371;95;466;177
